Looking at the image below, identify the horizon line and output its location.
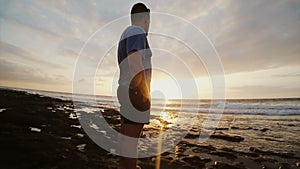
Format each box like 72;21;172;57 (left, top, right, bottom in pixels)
1;85;299;101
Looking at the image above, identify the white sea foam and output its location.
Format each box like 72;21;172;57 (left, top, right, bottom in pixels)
76;144;86;152
29;127;41;132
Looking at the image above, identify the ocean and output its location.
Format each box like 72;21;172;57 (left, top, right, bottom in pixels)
16;87;300;116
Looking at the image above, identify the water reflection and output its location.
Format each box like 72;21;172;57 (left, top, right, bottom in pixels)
158;111;178;128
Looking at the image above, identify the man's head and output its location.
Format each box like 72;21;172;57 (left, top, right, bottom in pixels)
131;3;150;35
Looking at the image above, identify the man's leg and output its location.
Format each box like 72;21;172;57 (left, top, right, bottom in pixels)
119;118;144;169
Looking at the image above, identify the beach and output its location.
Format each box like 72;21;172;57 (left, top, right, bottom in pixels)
1;88;299;169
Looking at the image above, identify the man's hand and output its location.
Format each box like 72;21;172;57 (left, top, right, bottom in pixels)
128;50;151;110
128;50;150;99
131;71;150;101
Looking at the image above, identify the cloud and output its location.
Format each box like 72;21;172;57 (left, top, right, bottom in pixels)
272;72;300;78
0;40;31;58
0;4;62;42
228;85;300;98
151;0;300;75
0;40;63;68
0;59;69;85
204;0;300;73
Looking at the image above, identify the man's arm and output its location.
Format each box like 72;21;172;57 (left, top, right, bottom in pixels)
128;51;149;99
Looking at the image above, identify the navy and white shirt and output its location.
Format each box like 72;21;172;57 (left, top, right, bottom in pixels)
117;25;152;87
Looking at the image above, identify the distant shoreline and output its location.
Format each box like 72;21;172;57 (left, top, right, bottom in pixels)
1;85;299;100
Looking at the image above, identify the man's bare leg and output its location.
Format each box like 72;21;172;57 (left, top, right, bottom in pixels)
119;118;144;169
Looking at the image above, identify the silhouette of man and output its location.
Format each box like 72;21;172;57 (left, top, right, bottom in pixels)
117;3;151;169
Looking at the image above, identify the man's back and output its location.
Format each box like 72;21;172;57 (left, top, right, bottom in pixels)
117;25;152;87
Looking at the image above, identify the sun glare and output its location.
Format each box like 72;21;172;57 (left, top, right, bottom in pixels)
151;79;181;99
159;111;177;126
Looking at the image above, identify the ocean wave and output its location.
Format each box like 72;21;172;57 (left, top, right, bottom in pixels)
223;103;300;110
15;88;300;116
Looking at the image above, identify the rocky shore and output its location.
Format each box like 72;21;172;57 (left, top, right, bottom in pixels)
0;88;299;169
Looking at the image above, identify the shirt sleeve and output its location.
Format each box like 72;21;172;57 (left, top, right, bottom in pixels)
126;33;147;55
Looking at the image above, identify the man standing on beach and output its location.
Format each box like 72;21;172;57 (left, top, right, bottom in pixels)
117;3;151;169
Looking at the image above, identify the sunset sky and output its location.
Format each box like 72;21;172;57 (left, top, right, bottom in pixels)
0;0;299;99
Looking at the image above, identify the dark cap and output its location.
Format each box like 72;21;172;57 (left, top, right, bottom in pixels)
131;2;150;14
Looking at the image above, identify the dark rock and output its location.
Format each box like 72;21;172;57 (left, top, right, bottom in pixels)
220;147;233;151
170;158;185;168
0;89;112;169
211;133;244;142
202;158;212;163
192;144;217;154
209;161;245;169
254;157;277;163
278;152;297;159
184;131;200;139
249;147;258;152
192;147;201;153
279;162;291;169
161;151;171;156
250;147;275;156
220;147;259;157
260;128;269;132
250;147;297;159
209;151;237;160
178;141;199;148
181;155;206;168
215;127;229;130
164;156;173;161
197;144;217;152
158;158;195;169
190;127;198;132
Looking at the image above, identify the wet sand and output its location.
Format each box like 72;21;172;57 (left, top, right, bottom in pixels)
0;88;299;169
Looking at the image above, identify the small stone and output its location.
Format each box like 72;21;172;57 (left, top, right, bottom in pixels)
76;133;84;138
29;127;41;132
279;162;291;169
230;126;239;129
250;147;259;152
76;144;86;152
260;128;269;132
60;136;71;140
